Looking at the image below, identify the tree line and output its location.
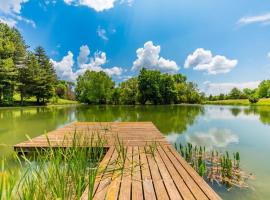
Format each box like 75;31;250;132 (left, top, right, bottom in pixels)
208;80;270;103
0;22;74;106
75;68;204;105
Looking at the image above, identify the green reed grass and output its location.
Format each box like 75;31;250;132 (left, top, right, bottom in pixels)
0;130;107;200
174;142;253;190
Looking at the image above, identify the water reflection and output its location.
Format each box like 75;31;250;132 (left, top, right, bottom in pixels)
75;105;204;134
185;128;239;149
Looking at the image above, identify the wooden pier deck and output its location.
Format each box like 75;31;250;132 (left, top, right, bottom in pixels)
14;122;221;200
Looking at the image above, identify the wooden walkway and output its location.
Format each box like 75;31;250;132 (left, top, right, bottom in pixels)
14;122;221;200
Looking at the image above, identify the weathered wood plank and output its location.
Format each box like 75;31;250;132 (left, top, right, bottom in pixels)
132;147;144;200
145;147;169;200
139;146;157;200
118;147;132;200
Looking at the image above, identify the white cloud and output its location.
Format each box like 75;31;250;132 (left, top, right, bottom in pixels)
97;26;108;41
63;0;116;12
267;52;270;58
50;51;76;82
132;41;179;73
50;45;123;82
77;45;90;66
202;81;260;95
0;0;35;28
0;0;28;14
238;12;270;26
184;48;237;74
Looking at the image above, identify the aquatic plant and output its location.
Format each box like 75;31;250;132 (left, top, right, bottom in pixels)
0;130;107;200
174;142;254;190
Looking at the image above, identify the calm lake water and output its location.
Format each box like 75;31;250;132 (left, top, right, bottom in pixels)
1;104;270;199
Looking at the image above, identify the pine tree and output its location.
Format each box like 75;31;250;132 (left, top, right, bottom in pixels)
33;46;57;104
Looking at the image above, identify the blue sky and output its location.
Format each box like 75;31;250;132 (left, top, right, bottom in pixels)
1;0;270;94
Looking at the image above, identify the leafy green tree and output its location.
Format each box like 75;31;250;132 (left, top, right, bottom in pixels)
257;80;270;98
138;68;161;104
55;82;67;98
173;74;187;83
119;77;138;105
159;73;176;104
243;88;256;98
0;22;27;105
110;87;121;105
76;71;114;104
229;88;242;99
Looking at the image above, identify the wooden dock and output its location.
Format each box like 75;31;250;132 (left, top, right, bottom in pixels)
14;122;221;200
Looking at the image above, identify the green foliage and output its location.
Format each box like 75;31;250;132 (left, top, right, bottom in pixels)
138;68;162;104
110;87;121;105
159;73;176;104
119;77;138;105
0;23;26;105
248;95;259;104
257;80;270;98
76;71;114;104
229;87;243;99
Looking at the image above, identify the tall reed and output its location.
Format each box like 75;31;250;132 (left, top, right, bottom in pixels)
0;130;107;200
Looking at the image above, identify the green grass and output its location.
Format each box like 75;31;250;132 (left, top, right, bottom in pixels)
205;98;270;106
0;132;106;200
12;93;79;106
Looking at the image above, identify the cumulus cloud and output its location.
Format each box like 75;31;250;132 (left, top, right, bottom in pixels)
63;0;116;12
184;48;237;74
50;45;123;82
0;0;35;28
0;0;28;14
77;45;90;66
97;26;108;41
185;128;239;149
238;12;270;26
202;81;260;95
132;41;179;73
50;51;76;82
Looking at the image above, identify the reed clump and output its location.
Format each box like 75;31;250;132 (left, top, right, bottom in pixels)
0;130;107;200
174;142;254;190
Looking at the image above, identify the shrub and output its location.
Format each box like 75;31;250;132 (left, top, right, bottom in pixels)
248;95;259;104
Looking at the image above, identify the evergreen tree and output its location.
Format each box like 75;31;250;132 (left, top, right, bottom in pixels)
0;23;27;105
33;46;56;104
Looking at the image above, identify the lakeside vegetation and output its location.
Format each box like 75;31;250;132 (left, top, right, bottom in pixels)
206;80;270;106
75;69;204;105
0;23;75;107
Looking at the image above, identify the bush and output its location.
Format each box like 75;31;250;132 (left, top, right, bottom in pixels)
248;96;259;104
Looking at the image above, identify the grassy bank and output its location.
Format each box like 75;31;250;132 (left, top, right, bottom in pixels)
0;93;79;107
205;98;270;106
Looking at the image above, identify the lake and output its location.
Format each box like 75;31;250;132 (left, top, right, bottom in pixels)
1;104;270;199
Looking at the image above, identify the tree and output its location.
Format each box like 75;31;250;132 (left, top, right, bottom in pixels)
120;77;138;105
33;46;56;104
75;71;114;104
159;73;176;104
257;80;270;98
229;88;242;99
0;23;27;105
243;88;256;98
138;68;161;104
110;88;121;105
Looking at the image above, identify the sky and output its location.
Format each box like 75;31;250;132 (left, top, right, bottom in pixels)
1;0;270;95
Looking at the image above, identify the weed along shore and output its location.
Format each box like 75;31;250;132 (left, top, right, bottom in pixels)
0;122;221;199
